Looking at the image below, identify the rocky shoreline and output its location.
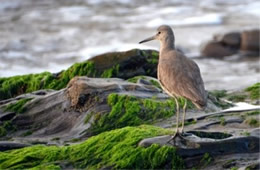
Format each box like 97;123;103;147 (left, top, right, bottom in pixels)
0;48;259;169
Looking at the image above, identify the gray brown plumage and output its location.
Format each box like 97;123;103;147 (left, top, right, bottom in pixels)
139;25;207;140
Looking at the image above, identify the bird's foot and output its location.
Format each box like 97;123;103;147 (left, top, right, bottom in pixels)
167;131;181;145
167;131;191;145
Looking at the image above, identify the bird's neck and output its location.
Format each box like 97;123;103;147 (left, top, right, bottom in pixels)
160;36;175;53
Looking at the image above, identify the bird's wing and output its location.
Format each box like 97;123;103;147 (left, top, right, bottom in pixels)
158;52;207;108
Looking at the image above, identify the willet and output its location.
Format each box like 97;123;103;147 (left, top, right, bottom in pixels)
139;25;207;142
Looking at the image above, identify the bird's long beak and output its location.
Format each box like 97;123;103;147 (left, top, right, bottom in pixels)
139;35;156;44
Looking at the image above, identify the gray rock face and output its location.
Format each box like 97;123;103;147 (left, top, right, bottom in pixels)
0;76;173;144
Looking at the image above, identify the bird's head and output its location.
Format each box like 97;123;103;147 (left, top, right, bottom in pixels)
139;25;174;44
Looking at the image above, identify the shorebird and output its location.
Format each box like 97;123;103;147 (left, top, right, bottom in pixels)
139;25;207;142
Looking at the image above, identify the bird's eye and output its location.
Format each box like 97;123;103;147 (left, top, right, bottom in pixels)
158;32;161;34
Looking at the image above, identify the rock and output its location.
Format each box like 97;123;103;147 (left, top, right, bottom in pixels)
240;29;260;52
0;76;226;144
214;32;241;47
138;135;172;147
0;141;31;151
139;133;259;157
0;112;16;121
0;78;258;169
200;40;237;58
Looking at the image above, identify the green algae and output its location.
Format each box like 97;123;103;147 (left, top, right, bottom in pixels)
101;64;120;78
246;110;260;116
0;61;96;100
0;127;6;137
147;51;159;65
200;153;212;167
87;93;194;135
4;98;32;113
245;118;259;127
127;76;146;83
0;125;184;169
149;79;161;89
226;94;247;102
127;76;161;89
245;82;260;100
0;121;16;137
209;90;227;98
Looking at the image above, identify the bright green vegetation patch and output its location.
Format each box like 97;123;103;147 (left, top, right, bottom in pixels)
4;98;32;113
127;76;146;83
245;82;260;100
147;51;159;65
0;125;184;169
101;64;120;78
150;79;161;89
0;61;96;100
86;93;193;135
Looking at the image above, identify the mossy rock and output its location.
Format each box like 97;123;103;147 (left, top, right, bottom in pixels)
0;49;159;101
0;125;184;169
85;93;194;136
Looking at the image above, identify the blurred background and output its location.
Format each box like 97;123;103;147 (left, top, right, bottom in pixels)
0;0;259;90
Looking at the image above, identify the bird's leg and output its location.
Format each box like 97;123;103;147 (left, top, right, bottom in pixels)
180;99;187;134
167;97;180;144
173;96;180;137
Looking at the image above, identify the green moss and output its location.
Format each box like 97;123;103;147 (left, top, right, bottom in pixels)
149;79;162;89
200;153;212;167
84;111;95;124
245;118;259;127
0;125;184;169
231;167;238;170
220;117;226;126
22;130;33;137
147;51;159;65
241;131;250;136
226;94;247;102
246;110;260;116
30;164;61;170
209;90;227;98
3;121;16;132
127;76;146;83
245;82;260;100
0;126;7;137
88;94;194;135
101;64;120;78
0;61;96;100
4;98;32;113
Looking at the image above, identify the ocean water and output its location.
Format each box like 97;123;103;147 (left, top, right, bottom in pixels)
0;0;259;90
